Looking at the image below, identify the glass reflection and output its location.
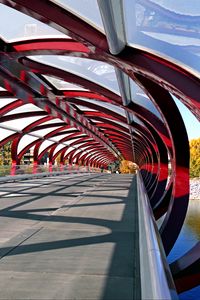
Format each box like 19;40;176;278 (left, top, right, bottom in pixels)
29;55;120;94
0;4;67;42
78;98;126;116
130;80;163;120
43;75;88;91
129;113;145;126
51;0;104;32
124;0;200;74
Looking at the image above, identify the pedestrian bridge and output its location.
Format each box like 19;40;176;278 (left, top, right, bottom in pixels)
0;1;199;298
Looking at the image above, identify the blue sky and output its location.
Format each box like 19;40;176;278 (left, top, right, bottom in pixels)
174;98;200;141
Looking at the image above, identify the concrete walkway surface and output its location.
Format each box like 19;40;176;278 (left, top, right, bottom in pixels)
0;173;140;299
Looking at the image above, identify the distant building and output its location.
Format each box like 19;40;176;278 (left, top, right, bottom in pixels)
22;148;34;165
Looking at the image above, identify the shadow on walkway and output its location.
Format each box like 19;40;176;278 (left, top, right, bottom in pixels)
0;174;140;300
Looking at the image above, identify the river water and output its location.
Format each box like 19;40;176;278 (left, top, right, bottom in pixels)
167;199;200;299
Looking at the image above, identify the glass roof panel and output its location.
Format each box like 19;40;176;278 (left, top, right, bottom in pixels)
51;133;75;142
0;87;6;91
43;75;89;91
84;152;94;160
98;117;129;129
74;105;97;112
91;120;103;123
32;127;62;137
63;135;86;146
50;0;104;32
53;143;68;156
124;0;200;76
71;143;88;149
39;140;56;155
63;138;92;147
18;135;39;153
63;146;74;155
40;118;65;126
78;151;88;158
5;103;43;115
71;148;82;157
150;0;200;15
1;116;46;131
0;98;18;109
130;80;163;120
171;93;200;140
129;114;144;126
29;56;120;94
0;127;15;141
0;4;67;42
78;98;126;116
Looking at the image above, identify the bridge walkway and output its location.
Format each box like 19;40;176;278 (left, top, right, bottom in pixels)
0;173;140;300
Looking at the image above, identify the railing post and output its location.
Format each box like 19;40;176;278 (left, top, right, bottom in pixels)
10;162;17;176
33;161;38;174
49;162;53;173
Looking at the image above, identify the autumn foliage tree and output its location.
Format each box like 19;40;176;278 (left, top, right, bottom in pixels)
190;138;200;178
119;160;138;174
0;142;12;166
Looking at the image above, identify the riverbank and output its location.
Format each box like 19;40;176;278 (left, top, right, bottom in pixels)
190;178;200;199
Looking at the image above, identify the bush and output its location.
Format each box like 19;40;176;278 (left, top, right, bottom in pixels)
190;138;200;178
119;160;138;174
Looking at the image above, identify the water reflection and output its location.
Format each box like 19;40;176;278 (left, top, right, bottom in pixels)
168;200;200;263
167;199;200;299
185;200;200;239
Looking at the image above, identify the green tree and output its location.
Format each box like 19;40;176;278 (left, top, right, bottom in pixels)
190;138;200;178
108;160;120;173
0;142;12;166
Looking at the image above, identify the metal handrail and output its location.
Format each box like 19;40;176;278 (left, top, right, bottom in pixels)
136;172;178;300
0;164;103;176
0;164;104;183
